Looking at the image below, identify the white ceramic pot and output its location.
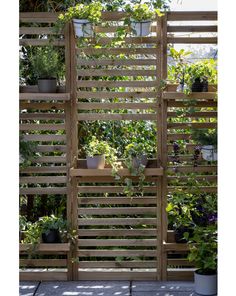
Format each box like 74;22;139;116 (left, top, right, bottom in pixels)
130;20;152;36
73;19;93;37
201;145;217;161
194;270;217;295
86;155;105;169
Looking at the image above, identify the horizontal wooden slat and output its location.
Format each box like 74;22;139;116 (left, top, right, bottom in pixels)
20;176;67;184
168;37;217;44
168;165;217;173
77;113;157;121
30;156;66;164
168;186;217;193
19;93;70;101
78;218;157;226
167;111;217;118
20;27;56;34
167;259;192;266
167;122;217;129
19;39;65;46
163;92;217;100
35;145;66;152
77;48;157;55
20;187;67;195
78;249;156;257
20;166;67;174
20;243;70;252
78;69;156;77
87;37;157;45
20;124;65;131
20;102;65;110
80;197;156;205
20;113;65;120
167;11;217;21
77;102;157;110
163;242;189;251
78;239;157;247
77;80;156;88
79;261;157;268
77;59;156;66
168;101;217;108
20;271;67;281
71;168;163;177
167;269;194;281
78;207;156;215
77;91;157;99
78;229;157;237
167;25;217;32
78;271;156;280
20;259;67;267
22;134;66;142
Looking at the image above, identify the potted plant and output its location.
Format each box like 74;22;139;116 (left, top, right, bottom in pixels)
186;60;217;93
55;2;103;38
123;142;154;198
125;4;163;37
84;136;120;171
29;46;63;93
187;225;217;295
19;215;28;242
192;129;217;161
38;215;67;243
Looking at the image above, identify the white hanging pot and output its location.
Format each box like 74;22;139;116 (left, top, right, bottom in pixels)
201;145;217;161
130;20;152;36
73;19;93;37
194;270;217;295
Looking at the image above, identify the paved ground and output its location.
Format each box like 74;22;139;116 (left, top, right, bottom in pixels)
19;281;202;296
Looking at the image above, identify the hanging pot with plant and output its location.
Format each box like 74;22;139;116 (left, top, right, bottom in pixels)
55;2;102;38
125;4;163;37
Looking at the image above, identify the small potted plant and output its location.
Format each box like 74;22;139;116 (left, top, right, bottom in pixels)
55;2;103;38
29;46;64;93
125;4;163;37
191;129;217;161
186;60;217;92
187;225;217;295
38;215;67;244
84;136;119;170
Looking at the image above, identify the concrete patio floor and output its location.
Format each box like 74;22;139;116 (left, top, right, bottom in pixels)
19;281;206;296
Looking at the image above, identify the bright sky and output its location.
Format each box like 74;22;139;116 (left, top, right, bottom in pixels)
170;0;217;11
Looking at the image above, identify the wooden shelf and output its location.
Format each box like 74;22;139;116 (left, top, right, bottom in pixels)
70;167;164;177
19;93;70;101
163;241;189;252
163;92;217;100
19;243;70;253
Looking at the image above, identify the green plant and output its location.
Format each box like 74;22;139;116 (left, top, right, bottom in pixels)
19;215;28;232
125;3;163;21
124;142;153;158
29;46;64;79
19;136;38;168
191;129;217;148
187;225;217;275
38;215;67;235
55;2;103;32
84;136;122;179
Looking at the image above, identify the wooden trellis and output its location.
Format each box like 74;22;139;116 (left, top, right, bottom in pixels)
19;10;217;281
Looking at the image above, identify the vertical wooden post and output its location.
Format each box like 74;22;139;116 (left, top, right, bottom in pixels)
160;14;168;281
65;22;79;281
156;14;163;281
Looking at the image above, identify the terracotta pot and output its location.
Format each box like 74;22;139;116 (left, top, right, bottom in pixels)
42;229;61;243
130;20;152;36
132;155;148;169
86;155;105;169
38;78;57;93
73;19;93;37
194;270;217;295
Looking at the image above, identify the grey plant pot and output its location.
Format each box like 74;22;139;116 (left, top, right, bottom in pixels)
86;155;105;169
38;78;57;93
194;271;217;295
132;155;148;169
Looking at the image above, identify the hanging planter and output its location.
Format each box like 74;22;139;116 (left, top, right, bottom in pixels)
125;4;163;37
201;145;217;161
73;19;93;37
54;2;102;38
130;20;152;37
